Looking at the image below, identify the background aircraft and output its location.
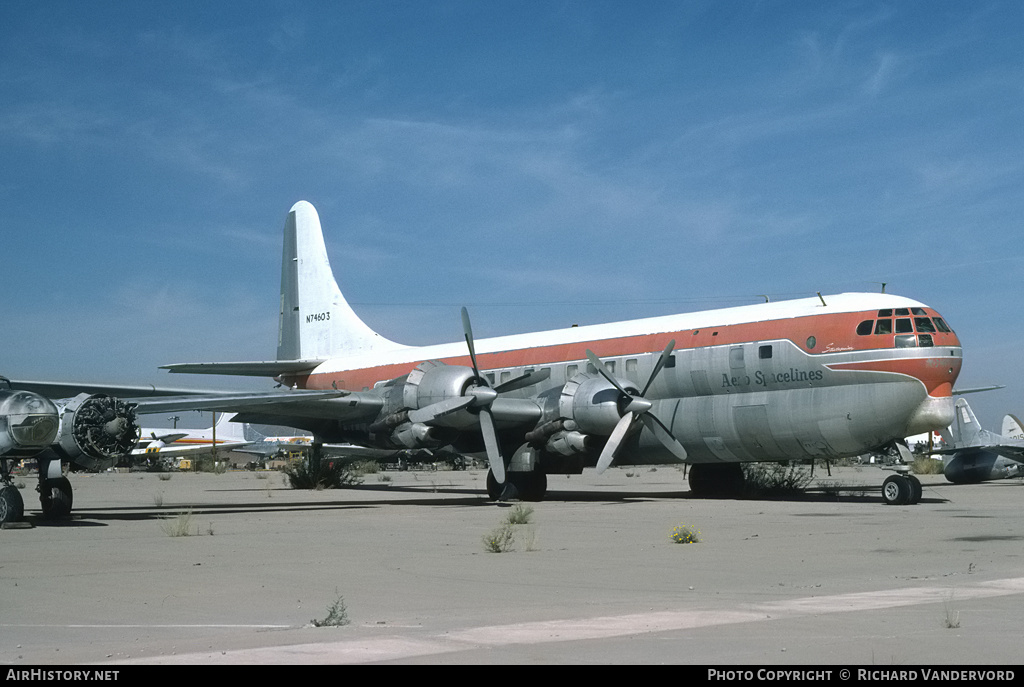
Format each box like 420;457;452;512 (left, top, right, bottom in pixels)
161;201;963;505
0;377;343;522
934;399;1024;483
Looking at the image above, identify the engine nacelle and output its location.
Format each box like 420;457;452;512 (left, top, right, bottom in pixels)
403;360;478;410
52;394;140;471
558;373;636;437
0;390;61;458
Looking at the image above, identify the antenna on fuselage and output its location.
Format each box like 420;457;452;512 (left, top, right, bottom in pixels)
817;292;827;307
760;295;770;303
871;281;888;293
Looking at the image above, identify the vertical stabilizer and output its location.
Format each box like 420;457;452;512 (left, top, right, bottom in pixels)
1001;414;1024;441
951;398;984;447
277;201;407;361
213;412;245;442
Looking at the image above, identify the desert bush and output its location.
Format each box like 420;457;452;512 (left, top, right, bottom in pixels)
285;459;363;490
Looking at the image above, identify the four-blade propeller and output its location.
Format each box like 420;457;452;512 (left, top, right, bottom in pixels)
585;340;688;473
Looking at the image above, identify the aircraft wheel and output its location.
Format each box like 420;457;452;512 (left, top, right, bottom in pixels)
40;477;73;518
688;463;744;498
486;469;503;500
907;475;923;505
510;470;547;502
882;474;911;506
0;485;25;524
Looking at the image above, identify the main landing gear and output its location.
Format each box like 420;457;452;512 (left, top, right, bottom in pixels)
487;468;547;502
881;473;922;506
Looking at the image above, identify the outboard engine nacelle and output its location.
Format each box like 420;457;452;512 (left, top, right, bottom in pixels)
0;390;60;458
559;373;638;437
52;394;140;471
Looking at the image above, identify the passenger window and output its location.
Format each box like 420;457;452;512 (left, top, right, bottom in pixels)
486;373;495;384
915;318;936;333
895;318;913;333
874;319;892;335
877;309;893;317
933;318;952;333
665;355;676;368
856;320;873;335
626;359;638;376
567;364;578;378
759;345;773;359
918;334;934;347
895;334;917;348
500;371;511;384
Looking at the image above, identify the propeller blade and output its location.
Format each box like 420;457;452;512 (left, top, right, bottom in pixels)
479;408;505;484
493;367;551;394
407;396;475;424
641;339;676;397
585;349;631;397
461;307;482;379
596;412;634;474
639;413;688;461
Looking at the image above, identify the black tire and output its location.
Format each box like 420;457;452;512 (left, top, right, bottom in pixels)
486;469;503;500
907;475;923;504
510;471;547;502
0;485;24;524
40;476;73;518
882;474;911;506
688;463;745;497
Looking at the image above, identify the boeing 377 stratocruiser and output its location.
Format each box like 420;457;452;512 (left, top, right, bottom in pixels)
160;201;963;505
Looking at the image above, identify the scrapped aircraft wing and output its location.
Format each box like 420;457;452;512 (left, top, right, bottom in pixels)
985;446;1024;464
130;390;362;416
159;360;324;378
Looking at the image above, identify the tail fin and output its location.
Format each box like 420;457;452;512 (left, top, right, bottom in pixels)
277;201;408;361
212;412;246;441
1001;414;1024;440
950;398;984;447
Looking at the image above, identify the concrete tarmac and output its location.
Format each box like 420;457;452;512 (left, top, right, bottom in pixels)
1;465;1022;665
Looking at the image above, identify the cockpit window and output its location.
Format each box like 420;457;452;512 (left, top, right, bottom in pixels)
895;318;913;333
895;334;916;348
915;317;936;333
874;319;892;335
918;334;934;347
933;318;952;333
877;309;892;317
895;308;910;316
856;320;873;335
911;307;927;316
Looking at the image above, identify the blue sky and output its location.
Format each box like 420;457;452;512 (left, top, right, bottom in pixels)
3;1;1023;427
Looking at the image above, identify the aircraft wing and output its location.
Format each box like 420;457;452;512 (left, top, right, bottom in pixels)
2;377;361;418
984;446;1024;463
931;445;1024;464
132;440;251;458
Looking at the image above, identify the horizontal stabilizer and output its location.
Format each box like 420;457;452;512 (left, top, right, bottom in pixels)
160;360;324;378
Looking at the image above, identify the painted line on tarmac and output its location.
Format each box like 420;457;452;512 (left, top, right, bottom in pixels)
2;624;292;629
114;575;1024;664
